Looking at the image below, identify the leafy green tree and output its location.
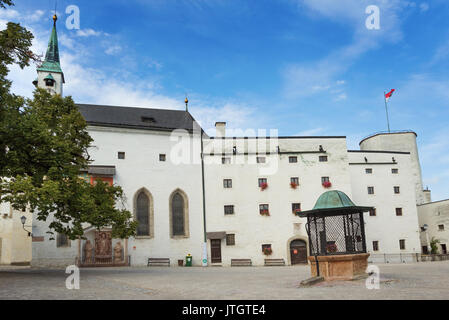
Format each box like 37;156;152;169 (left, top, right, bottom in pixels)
0;1;137;239
430;237;440;255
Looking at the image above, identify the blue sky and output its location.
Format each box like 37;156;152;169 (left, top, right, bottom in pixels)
1;0;448;201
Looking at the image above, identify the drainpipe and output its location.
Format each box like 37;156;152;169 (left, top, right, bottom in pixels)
200;128;208;266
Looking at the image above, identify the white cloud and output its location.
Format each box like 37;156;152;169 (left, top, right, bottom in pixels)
76;28;103;37
283;0;413;100
420;2;430;12
105;45;122;55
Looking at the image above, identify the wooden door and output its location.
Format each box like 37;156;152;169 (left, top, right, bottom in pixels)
290;239;307;264
211;239;222;263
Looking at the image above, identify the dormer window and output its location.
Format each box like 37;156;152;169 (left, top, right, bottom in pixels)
141;117;155;124
44;74;55;87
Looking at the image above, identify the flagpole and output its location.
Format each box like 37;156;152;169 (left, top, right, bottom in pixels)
384;91;391;133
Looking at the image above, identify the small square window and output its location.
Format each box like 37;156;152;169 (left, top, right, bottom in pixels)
56;233;70;248
321;176;330;183
289;156;297;163
261;244;272;252
258;178;267;187
396;208;403;216
223;179;232;188
292;203;301;214
259;204;269;215
394;186;400;194
222;157;231;164
372;241;379;251
365;168;373;174
369;208;376;216
392;168;399;174
224;205;234;215
367;186;375;195
226;234;235;246
291;177;299;185
159;154;166;161
118;152;125;159
319;156;328;162
439;224;445;231
399;239;406;250
257;156;266;163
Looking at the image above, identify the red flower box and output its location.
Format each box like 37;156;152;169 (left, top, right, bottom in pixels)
290;182;298;189
260;209;270;216
260;182;268;190
263;248;272;255
322;181;332;188
293;209;301;215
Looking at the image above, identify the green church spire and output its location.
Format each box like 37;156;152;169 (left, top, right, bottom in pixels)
37;14;64;78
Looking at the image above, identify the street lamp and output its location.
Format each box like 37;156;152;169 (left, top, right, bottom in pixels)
21;215;32;237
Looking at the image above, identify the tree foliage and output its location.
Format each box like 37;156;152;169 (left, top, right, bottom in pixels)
0;1;137;239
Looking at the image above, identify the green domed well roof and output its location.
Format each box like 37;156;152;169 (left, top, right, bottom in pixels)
297;190;373;217
312;190;356;210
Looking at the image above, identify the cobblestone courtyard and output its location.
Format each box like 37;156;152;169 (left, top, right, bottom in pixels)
1;261;449;300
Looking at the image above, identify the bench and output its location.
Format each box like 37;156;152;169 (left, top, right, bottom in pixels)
264;259;286;266
147;258;170;267
231;259;252;267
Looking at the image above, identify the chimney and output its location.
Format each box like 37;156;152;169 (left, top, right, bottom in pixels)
215;122;226;138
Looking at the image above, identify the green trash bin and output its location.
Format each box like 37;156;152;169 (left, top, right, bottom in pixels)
185;254;192;267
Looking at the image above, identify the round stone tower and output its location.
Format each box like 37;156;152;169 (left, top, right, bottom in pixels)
359;131;428;205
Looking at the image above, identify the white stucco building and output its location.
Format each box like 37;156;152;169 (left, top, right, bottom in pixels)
29;16;441;268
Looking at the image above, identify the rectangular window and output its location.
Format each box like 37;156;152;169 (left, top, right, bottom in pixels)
422;246;429;254
321;176;330;183
118;151;125;159
392;168;399;174
56;233;70;248
224;205;234;215
261;244;272;252
292;203;301;214
291;177;299;185
396;208;403;216
367;186;375;195
319;155;328;162
372;241;379;251
394;186;400;194
223;179;232;188
259;204;269;215
369;208;376;216
399;239;406;250
439;224;445;231
159;154;166;161
258;178;267;187
257;156;266;163
365;168;373;174
289;156;298;163
226;234;235;246
222;157;231;164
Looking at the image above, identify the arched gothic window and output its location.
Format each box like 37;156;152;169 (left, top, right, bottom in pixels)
134;188;153;237
170;189;189;238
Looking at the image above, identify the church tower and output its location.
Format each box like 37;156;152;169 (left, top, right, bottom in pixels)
33;14;64;96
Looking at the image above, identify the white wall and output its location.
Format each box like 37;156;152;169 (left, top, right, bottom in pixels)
33;126;205;267
348;151;421;259
417;199;449;254
203;137;352;266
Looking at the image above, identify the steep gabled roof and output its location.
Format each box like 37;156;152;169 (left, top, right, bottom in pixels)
37;15;64;81
77;104;200;132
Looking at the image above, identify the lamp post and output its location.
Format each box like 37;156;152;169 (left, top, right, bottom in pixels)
421;224;430;254
20;216;32;237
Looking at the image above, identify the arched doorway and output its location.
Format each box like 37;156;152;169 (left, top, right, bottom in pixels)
290;239;307;264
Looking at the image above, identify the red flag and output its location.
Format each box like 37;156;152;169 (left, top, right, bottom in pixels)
385;89;395;102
